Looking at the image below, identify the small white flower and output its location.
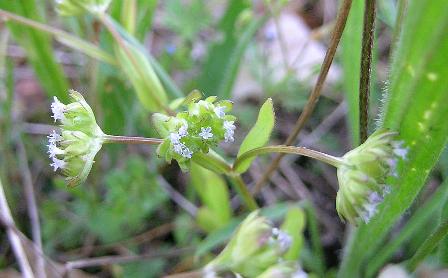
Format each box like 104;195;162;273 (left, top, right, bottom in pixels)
199;127;213;140
223;121;235;142
178;124;188;137
47;142;65;158
51;96;66;122
169;133;181;144
172;142;194;159
393;141;408;159
272;228;292;253
214;106;226;118
48;130;63;144
173;143;184;155
50;157;66;171
181;145;193;158
361;191;383;223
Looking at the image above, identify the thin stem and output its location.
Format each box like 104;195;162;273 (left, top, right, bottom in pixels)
17;138;46;278
229;175;259;211
406;220;448;272
233;145;344;172
359;0;376;143
192;152;258;211
0;178;34;278
103;134;163;145
253;0;353;195
65;247;192;270
0;9;117;65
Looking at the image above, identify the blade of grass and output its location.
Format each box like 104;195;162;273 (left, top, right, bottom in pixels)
406;220;448;272
339;1;448;276
366;180;448;276
0;9;117;66
340;0;363;146
0;1;69;101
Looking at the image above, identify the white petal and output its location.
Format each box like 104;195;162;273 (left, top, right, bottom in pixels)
214;106;226;118
51;97;66;122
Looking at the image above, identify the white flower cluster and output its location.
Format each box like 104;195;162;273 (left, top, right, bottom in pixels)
224;121;235;142
48;130;66;171
169;124;193;159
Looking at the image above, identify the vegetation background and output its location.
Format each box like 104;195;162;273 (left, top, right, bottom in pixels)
0;0;447;277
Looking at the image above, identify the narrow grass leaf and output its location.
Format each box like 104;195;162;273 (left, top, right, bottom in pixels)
339;1;448;276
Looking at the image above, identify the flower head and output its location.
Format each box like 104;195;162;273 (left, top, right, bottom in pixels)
48;90;105;187
205;211;294;277
153;95;236;171
336;129;407;224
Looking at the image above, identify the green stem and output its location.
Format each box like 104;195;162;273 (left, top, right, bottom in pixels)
191;151;232;175
0;9;117;65
406;220;448;272
359;0;376;143
103;135;163;145
233;145;344;172
192;152;258;211
229;175;258;211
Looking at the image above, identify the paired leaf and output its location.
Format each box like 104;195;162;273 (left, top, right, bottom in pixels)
234;98;275;173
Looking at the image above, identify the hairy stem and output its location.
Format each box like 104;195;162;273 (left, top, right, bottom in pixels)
359;0;376;143
233;145;344;172
103;135;163;145
253;0;353;194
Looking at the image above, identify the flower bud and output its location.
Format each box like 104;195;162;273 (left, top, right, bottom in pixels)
155;96;236;171
336;129;407;224
205;211;293;277
47;90;105;187
55;0;112;16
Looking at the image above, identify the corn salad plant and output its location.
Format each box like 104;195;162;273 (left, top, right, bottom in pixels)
0;0;447;277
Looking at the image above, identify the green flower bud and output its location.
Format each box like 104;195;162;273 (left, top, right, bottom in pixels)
47;90;104;187
336;129;408;225
154;96;237;171
55;0;111;16
204;211;293;277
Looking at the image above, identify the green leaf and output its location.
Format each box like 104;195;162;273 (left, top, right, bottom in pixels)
339;1;448;277
366;179;448;276
235;98;275;173
340;0;363;146
190;163;232;229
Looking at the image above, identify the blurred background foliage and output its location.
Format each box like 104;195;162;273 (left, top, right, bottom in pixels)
0;0;447;277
